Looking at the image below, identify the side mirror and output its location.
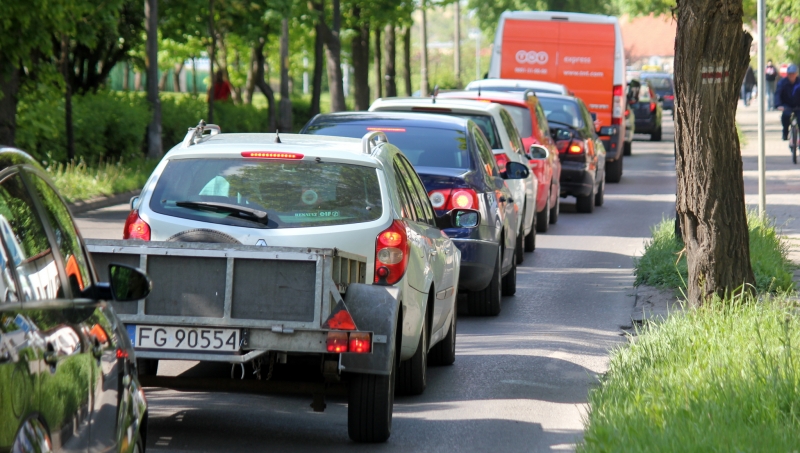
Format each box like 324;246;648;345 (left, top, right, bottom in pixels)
599;126;617;136
130;196;140;210
450;209;481;228
109;264;152;302
529;145;549;159
501;161;530;180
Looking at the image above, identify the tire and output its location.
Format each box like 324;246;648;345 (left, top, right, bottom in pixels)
605;156;623;183
396;313;427;396
137;358;158;377
348;342;396;443
650;127;662;142
535;193;550;233
595;177;605;207
467;247;502;316
515;220;525;264
576;183;595;214
501;258;517;297
623;140;632;156
549;187;560;225
166;229;241;243
428;308;456;366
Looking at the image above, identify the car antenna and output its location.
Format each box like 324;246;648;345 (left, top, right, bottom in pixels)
432;85;439;104
478;85;481;97
275;129;282;143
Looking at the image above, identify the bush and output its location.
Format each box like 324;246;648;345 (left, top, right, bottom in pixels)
46;158;158;203
634;215;794;294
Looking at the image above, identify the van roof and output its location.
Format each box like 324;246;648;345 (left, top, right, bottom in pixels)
499;11;619;25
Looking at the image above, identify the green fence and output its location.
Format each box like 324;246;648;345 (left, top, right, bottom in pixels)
107;64;209;93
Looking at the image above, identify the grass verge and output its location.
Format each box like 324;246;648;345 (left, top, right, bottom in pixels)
45;158;158;203
580;294;800;452
634;214;794;294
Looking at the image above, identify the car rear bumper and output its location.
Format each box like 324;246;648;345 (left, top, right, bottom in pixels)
451;238;498;292
559;162;594;197
601;130;624;160
635;118;657;133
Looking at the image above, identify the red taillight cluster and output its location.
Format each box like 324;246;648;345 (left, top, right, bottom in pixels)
123;211;151;241
325;331;372;354
427;188;479;211
650;102;657;113
374;220;409;285
568;143;584;154
116;348;129;359
612;84;624;125
241;151;304;159
493;153;511;173
665;95;675;101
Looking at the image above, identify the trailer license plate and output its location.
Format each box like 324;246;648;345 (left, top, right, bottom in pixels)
129;325;240;352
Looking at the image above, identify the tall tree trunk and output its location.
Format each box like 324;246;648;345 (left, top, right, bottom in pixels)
0;63;19;147
674;0;755;305
62;35;74;162
208;0;216;122
402;25;412;96
173;62;183;92
420;2;429;97
312;0;346;112
123;61;130;91
254;38;276;132
192;57;198;95
311;22;324;116
244;47;256;104
159;70;169;91
231;49;242;103
134;72;142;91
453;1;461;88
145;0;163;158
384;24;397;97
352;15;370;110
279;18;293;132
374;26;382;99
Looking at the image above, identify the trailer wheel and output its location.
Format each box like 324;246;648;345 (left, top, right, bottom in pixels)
166;229;241;243
396;314;427;395
348;340;396;442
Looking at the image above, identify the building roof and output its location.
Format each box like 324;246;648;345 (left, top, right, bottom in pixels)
619;14;677;60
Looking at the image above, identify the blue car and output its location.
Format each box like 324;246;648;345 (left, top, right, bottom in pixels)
301;112;529;316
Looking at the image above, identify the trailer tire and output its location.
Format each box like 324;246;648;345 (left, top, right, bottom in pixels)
396;314;427;396
348;331;396;443
166;229;241;244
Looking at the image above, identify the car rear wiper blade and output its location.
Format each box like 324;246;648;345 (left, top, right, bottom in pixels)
174;201;269;224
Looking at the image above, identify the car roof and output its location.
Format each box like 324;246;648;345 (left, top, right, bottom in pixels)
307;111;470;130
437;90;533;107
640;72;672;78
534;92;581;105
370;97;504;115
464;79;569;94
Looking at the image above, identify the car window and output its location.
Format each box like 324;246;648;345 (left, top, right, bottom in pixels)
535;104;551;139
392;162;418;222
0;173;64;301
453;114;502;149
393;156;429;224
539;98;584;129
499;108;524;154
472;126;500;179
398;156;435;225
150;159;383;229
578;101;596;136
502;105;533;138
642;76;672;90
28;172;92;296
0;220;18;303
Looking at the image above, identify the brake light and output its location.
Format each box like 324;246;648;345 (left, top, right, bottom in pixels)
326;331;349;353
493;153;511;173
123;211;150;241
568;143;584;154
349;332;372;353
367;127;406;132
451;189;477;209
116;348;129;359
241;151;304;159
665;95;674;101
428;189;451;209
374;220;409;285
612;84;624;121
650;102;656;113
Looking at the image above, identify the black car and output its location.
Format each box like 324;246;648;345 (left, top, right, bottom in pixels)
629;79;664;141
537;93;608;213
301;112;529;316
640;72;674;112
0;148;152;452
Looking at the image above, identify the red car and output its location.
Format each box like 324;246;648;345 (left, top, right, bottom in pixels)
439;90;562;231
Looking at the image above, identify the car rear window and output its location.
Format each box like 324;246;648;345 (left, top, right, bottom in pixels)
305;124;472;169
466;86;562;94
502;105;533;137
538;98;584;129
643;77;672;90
149;159;382;229
448;114;501;149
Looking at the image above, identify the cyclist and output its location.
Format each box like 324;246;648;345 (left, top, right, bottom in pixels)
775;64;800;141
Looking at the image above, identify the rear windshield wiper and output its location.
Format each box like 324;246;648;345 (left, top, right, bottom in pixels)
174;201;269;224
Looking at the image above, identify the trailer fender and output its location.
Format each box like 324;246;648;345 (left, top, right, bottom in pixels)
340;284;400;376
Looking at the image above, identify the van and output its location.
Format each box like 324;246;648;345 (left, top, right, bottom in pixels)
487;11;629;182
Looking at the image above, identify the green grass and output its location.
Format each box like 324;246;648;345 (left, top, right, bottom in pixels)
580;294;800;452
634;214;794;294
45;158;158;203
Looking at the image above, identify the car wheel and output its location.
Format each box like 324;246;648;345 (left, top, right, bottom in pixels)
576;183;596;213
428;307;456;366
549;186;560;225
605;156;623;183
515;219;525;264
623;140;632;156
595;177;605;207
501;258;517;297
535;192;550;233
651;126;662;142
396;313;427;396
348;336;396;443
467;246;502;316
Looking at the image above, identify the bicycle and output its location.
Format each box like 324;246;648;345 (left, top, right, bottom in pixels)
791;110;799;164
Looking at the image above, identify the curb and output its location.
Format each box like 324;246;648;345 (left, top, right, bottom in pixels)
68;190;140;215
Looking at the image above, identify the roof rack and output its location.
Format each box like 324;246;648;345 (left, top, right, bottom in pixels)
181;120;221;148
361;131;388;154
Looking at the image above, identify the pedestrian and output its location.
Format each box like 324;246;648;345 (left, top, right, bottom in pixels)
766;59;778;110
775;64;800;141
208;70;233;102
741;66;756;106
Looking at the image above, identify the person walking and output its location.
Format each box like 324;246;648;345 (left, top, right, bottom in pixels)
208;70;233;102
775;64;800;141
741;65;756;106
766;60;778;110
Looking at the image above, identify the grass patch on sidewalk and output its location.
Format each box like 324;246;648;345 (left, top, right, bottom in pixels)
634;215;794;294
45;158;158;203
580;295;800;452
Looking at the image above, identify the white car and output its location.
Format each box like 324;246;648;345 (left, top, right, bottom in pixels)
369;98;539;263
125;126;478;408
465;78;572;96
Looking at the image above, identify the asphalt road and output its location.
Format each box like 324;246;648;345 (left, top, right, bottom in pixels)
75;121;678;452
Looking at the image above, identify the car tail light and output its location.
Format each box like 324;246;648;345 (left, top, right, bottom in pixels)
650;102;656;113
428;189;451;209
367;127;406;132
568;143;584;154
612;84;624;125
427;188;478;211
241;151;304;159
665;95;674;101
116;348;129;359
349;332;372;353
374;220;409;285
493;153;510;173
326;331;349;353
123;211;150;241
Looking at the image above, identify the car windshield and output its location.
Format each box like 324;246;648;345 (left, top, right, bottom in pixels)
305;124;472;169
466;86;562;94
502;105;533;137
149;159;383;229
642;76;672;90
538;98;584;129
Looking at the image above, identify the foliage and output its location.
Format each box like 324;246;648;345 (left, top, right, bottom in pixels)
466;0;616;36
634;215;794;294
767;0;800;64
613;0;756;23
46;158;158;203
580;294;800;452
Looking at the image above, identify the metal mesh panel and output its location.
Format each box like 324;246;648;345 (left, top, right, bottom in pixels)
90;252;140;315
231;259;316;322
145;256;227;318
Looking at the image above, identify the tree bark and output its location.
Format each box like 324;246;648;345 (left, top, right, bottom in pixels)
145;0;163;159
420;3;429;97
123;61;130;91
311;0;346;112
0;63;19;147
244;46;256;104
674;0;755;305
453;1;461;88
134;72;142;91
254;38;277;132
159;70;169;91
311;22;324;116
279;18;293;132
384;24;397;97
192;57;198;95
374;26;382;99
208;0;216;123
172;62;183;92
352;15;370;110
402;25;412;96
62;35;75;162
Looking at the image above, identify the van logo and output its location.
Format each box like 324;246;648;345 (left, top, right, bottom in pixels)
515;50;549;65
255;239;267;246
